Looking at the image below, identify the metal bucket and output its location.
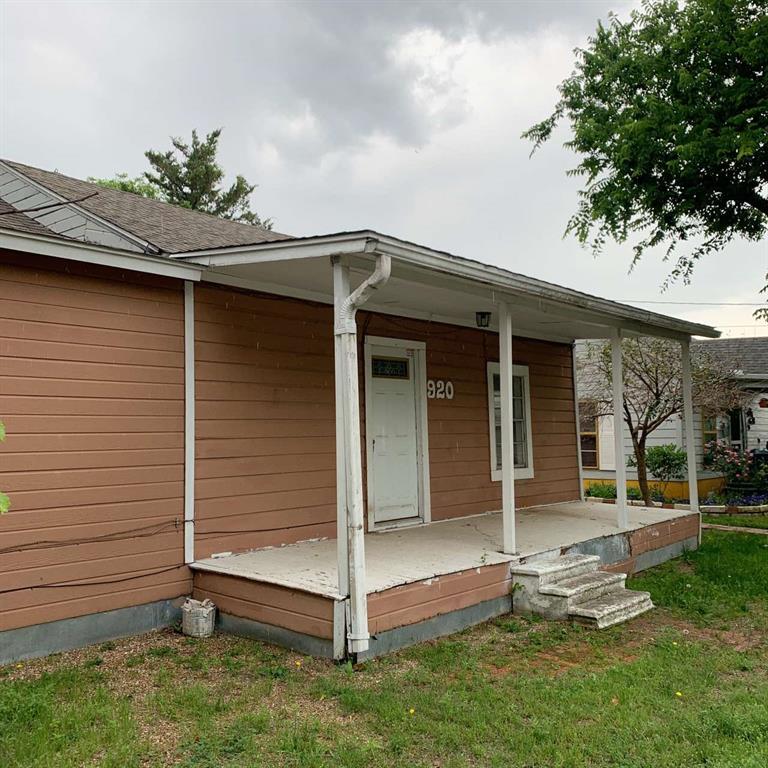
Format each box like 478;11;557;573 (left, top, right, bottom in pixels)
181;598;216;638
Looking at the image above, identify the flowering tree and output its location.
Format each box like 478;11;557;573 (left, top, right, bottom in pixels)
578;338;745;505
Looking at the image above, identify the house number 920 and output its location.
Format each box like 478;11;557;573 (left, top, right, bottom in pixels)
427;380;454;399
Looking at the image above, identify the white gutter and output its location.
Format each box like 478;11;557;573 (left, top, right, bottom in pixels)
170;231;719;340
0;229;202;281
174;233;377;266
334;250;392;655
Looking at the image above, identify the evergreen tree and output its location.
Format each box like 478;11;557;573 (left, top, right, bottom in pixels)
93;128;270;227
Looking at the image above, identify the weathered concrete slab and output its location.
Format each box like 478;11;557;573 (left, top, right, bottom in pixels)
193;502;691;598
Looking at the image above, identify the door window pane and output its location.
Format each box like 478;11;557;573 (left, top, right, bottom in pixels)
372;357;409;379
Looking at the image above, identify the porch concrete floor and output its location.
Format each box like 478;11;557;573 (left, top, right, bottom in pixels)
191;501;692;600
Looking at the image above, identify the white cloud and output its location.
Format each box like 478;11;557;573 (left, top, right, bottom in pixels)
1;0;765;338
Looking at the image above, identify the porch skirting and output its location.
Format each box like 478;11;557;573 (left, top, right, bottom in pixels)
1;509;699;665
191;504;701;660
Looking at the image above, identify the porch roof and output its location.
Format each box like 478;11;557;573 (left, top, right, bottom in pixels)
172;230;719;343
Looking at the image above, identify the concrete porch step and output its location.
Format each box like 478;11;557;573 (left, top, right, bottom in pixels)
569;590;654;629
540;570;626;606
509;554;600;585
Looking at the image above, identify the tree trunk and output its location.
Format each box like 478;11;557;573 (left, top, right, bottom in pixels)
634;436;651;507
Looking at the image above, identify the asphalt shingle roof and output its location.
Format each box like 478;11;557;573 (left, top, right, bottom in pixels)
3;159;291;254
0;199;65;238
693;337;768;377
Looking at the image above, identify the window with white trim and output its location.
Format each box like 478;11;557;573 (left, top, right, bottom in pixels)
486;362;534;481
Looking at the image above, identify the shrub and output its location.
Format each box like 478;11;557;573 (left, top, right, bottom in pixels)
587;483;659;501
704;441;753;485
645;444;687;483
752;463;768;493
587;482;616;499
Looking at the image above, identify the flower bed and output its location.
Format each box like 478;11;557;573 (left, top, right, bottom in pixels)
585;496;768;513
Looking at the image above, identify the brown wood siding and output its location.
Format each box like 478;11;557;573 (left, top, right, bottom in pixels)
193;570;335;639
195;286;580;555
0;251;189;632
367;562;511;634
361;314;581;520
194;286;337;558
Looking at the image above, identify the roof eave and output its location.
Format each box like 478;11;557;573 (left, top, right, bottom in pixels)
0;228;202;281
171;231;720;340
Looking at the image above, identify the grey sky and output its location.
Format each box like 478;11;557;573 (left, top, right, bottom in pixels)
1;0;766;336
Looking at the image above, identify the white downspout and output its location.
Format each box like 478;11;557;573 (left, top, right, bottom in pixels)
183;281;195;564
334;250;391;655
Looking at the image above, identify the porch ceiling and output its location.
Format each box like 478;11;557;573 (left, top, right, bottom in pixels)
204;256;590;343
179;231;719;343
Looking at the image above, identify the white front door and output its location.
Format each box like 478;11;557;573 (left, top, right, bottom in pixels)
366;342;421;526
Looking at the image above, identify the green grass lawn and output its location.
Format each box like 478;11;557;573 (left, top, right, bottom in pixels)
3;531;768;767
703;513;768;530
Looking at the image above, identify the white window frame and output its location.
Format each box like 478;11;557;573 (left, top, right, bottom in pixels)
487;361;534;481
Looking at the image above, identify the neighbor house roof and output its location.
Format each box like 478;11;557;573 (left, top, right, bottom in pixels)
1;159;290;253
693;337;768;379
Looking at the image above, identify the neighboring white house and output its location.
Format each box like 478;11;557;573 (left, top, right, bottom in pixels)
577;337;768;476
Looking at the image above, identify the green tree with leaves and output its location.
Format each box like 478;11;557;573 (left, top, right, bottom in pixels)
87;173;161;199
524;0;768;295
92;128;271;228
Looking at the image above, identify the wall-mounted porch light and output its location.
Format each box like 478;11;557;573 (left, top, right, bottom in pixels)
475;311;491;329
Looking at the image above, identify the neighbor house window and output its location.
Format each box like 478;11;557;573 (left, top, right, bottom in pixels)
579;400;599;469
702;413;718;450
487;362;534;481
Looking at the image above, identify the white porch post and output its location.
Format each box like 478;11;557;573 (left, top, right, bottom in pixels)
499;300;516;554
572;342;585;502
183;281;195;564
332;259;350;600
332;251;391;656
611;329;629;529
680;338;700;518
